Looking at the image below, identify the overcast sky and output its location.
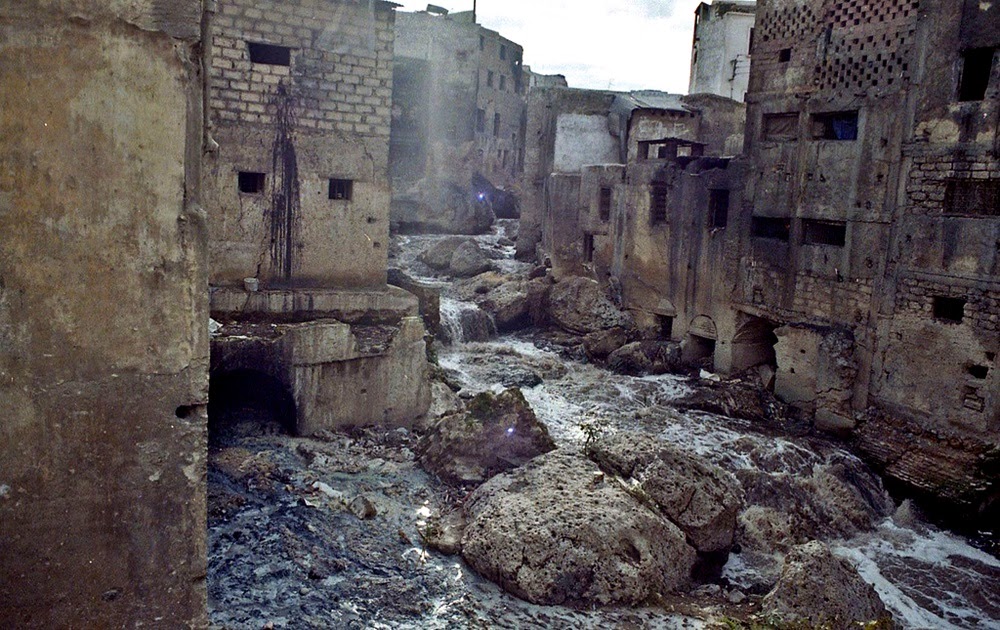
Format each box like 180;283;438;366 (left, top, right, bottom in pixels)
393;0;706;93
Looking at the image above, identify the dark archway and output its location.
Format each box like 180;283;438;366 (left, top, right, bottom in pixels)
208;369;296;446
731;313;779;372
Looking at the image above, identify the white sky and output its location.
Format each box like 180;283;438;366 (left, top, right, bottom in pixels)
393;0;706;93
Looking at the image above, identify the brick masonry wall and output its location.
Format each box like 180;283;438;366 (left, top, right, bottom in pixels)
210;0;393;137
904;153;1000;215
895;277;999;333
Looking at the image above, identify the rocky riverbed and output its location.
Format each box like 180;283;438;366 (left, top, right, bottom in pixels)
207;221;1000;629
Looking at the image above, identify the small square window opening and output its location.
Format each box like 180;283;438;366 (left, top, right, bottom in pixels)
247;42;291;66
932;296;965;323
328;178;353;200
708;189;729;228
238;171;266;194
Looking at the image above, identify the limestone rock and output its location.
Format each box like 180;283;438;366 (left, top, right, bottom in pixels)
417;388;555;485
480;281;531;331
607;340;685;376
582;326;634;360
547;277;631;335
761;541;893;628
461;450;697;605
672;377;796;430
449;241;492;277
419;237;473;270
588;434;742;553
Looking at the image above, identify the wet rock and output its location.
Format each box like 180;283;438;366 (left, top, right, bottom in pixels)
588;434;742;554
418;236;472;270
547;277;632;335
582;326;634;360
449;241;492;278
761;541;892;628
349;495;377;520
420;511;466;556
461;450;697;606
607;340;685;376
480;281;531;332
426;380;464;418
417;388;556;485
672;377;796;430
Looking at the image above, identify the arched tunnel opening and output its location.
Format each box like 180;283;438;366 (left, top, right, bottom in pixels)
208;369;297;447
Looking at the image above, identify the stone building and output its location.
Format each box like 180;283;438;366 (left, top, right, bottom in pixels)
739;0;998;514
689;1;757;101
390;8;527;233
204;0;431;434
1;1;209;625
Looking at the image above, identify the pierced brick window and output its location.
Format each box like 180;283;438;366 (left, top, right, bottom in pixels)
599;187;612;221
499;75;506;91
708;189;729;228
751;216;790;241
328;178;353;200
932;296;965;323
238;171;266;194
811;111;859;140
650;184;668;224
802;219;846;246
943;180;1000;216
476;108;486;133
479;35;485;51
493;113;501;137
500;44;507;60
958;48;995;102
778;48;791;63
487;70;494;87
762;113;797;141
247;42;291;66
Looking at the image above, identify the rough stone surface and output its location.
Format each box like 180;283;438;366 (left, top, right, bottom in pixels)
761;541;892;627
419;237;474;270
418;388;556;485
480;281;532;332
461;450;697;605
449;241;493;278
588;435;742;553
547;277;632;335
583;327;635;360
607;341;686;376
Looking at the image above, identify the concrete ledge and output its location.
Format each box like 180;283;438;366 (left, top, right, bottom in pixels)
210;285;419;323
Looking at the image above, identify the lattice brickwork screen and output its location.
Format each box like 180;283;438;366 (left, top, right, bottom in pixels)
758;2;820;44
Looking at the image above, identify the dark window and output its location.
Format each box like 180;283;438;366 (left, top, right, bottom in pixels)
748;28;755;54
487;70;494;87
811;111;859;140
658;315;674;338
479;35;485;51
958;48;995;102
499;75;506;91
238;171;266;194
968;364;989;379
762;113;798;141
599;187;612;221
802;219;846;246
650;184;668;224
328;178;353;200
933;296;965;323
751;216;790;241
476;108;486;133
943;180;1000;216
500;44;507;60
779;48;792;62
583;234;594;262
247;42;291;66
493;113;501;137
709;189;729;228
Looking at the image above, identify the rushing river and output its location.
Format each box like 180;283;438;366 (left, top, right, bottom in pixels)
392;220;1000;629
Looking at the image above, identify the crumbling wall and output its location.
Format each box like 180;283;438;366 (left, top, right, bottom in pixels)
205;0;395;289
0;1;208;625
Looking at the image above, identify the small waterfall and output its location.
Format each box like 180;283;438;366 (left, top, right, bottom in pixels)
439;298;497;345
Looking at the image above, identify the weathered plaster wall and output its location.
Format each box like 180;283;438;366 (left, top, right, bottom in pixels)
554;114;619;172
206;0;395;289
0;2;208;625
689;1;756;101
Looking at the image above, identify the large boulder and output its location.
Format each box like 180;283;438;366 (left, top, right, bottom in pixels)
449;241;493;277
547;277;631;335
761;541;893;627
417;388;555;485
588;434;742;554
461;450;697;606
480;280;531;331
607;340;685;375
419;237;473;270
582;327;634;360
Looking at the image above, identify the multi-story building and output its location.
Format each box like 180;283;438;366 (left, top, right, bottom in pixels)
689;1;757;101
204;0;430;435
390;8;527;233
